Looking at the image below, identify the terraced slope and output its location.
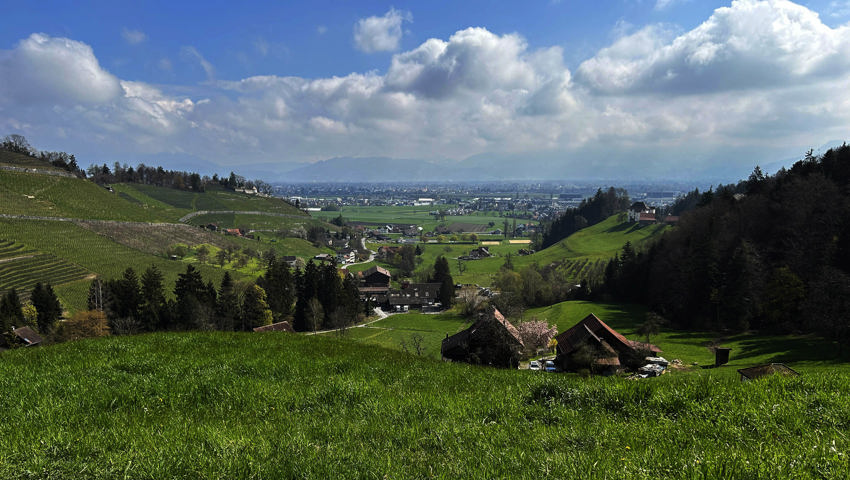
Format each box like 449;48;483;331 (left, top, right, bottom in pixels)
0;240;90;296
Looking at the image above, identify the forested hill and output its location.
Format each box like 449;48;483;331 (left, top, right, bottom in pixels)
603;145;850;341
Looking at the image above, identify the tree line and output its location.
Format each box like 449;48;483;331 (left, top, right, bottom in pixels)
2;134;85;177
598;145;850;350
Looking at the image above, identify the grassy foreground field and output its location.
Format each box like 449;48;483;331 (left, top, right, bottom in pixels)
1;332;849;479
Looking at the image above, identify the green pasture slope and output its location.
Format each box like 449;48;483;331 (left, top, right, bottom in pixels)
1;332;849;478
359;213;668;285
0;219;235;312
186;211;330;234
0;150;67;171
311;205;511;232
116;183;305;220
0;170;167;222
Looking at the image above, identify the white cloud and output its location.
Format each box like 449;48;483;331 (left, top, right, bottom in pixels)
180;45;215;80
577;0;850;94
354;8;412;53
121;28;147;45
317;25;327;35
0;33;122;105
2;2;850;179
654;0;688;10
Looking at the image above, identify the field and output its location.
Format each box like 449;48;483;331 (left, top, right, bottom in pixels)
0;150;66;171
358;214;668;286
186;212;331;234
0;219;237;311
311;205;511;232
1;331;849;478
0;240;91;297
324;312;470;360
0;170;166;222
116;183;305;218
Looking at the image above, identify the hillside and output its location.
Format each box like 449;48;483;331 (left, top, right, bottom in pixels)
1;332;848;478
0;168;329;311
0;149;66;171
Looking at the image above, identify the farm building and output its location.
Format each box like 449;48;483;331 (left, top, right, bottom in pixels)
554;314;661;374
387;283;442;310
441;307;524;368
358;266;392;303
11;326;43;347
628;202;656;223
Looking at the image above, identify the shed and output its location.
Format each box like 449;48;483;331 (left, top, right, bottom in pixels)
12;326;43;346
554;313;660;373
441;307;524;368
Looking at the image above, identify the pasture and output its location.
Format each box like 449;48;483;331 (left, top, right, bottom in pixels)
1;331;848;478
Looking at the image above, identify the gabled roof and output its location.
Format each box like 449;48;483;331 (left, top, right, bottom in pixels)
630;201;648;211
638;212;656;222
555;314;660;356
489;308;524;347
12;326;43;346
362;265;391;278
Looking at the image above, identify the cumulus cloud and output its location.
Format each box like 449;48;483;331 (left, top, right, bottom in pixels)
121;28;147;45
577;0;850;94
354;8;412;53
2;1;850;179
0;33;122;105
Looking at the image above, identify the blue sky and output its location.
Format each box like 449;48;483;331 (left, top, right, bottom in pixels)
2;0;850;180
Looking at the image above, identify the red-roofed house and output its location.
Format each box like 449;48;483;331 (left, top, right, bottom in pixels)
554;314;660;374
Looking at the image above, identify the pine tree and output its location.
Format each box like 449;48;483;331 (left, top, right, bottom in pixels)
139;266;166;331
31;283;62;334
431;256;455;308
258;258;294;320
0;289;25;332
216;272;240;331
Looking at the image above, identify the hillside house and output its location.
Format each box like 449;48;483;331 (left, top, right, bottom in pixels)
358;265;392;303
313;253;334;263
628;202;656;223
554;314;661;374
335;249;356;264
281;256;299;268
638;212;657;226
224;228;242;236
376;245;401;260
441;307;524;368
470;246;491;258
387;283;442;310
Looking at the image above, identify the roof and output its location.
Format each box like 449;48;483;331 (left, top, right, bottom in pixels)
638;212;656;222
630;201;648;211
362;265;391;278
737;363;799;380
12;326;43;346
441;307;524;354
253;321;294;333
487;307;524;347
555;314;660;356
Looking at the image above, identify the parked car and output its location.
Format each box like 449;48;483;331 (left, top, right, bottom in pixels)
529;361;541;371
544;360;557;373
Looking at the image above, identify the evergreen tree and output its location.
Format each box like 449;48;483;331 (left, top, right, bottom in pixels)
31;283;62;334
216;272;240;331
174;264;212;329
294;261;320;331
139;266;166;331
257;258;294;321
431;256;455;308
318;263;341;328
242;284;273;330
0;289;25;332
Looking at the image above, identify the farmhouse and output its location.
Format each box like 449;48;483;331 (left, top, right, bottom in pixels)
387;283;442;310
628;202;656;223
554;314;661;374
358;265;392;303
335;249;356;264
441;307;524;368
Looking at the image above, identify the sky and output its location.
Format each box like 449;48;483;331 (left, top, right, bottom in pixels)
1;0;850;181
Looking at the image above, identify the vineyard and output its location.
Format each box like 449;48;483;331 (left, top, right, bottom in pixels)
0;240;90;296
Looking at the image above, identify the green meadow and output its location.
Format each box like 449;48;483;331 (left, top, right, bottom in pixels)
1;331;848;479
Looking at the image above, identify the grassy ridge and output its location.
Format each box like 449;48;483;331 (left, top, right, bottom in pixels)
0;170;165;222
0;332;848;478
0;150;63;170
118;183;305;218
